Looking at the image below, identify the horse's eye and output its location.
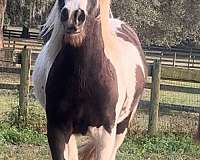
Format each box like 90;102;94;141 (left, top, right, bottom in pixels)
61;8;69;22
78;10;86;23
74;9;86;25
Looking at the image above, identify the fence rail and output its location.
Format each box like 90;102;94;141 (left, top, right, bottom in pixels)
3;28;40;40
2;27;200;69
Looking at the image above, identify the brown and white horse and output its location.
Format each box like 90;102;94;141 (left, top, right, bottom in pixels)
32;0;147;159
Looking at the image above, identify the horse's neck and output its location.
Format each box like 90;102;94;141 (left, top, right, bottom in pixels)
64;21;104;64
85;20;104;51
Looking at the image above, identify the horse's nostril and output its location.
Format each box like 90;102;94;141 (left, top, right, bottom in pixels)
74;9;86;26
61;8;69;22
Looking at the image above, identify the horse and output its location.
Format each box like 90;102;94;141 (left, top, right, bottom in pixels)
32;0;147;159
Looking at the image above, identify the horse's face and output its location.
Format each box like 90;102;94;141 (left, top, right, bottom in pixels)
58;0;99;46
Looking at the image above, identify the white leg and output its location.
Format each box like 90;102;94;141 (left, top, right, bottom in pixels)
64;135;78;160
110;129;127;160
97;126;117;160
64;143;69;160
69;135;78;160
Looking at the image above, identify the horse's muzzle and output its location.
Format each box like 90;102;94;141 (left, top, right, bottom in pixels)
61;7;86;34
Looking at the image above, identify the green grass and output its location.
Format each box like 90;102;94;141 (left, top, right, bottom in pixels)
1;122;200;160
142;89;200;107
118;133;200;160
0;90;18;116
0;123;47;145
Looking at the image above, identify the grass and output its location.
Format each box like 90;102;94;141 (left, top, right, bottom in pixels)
142;89;200;107
117;133;200;160
0;123;47;145
0;90;46;132
0;90;18;116
1;122;200;160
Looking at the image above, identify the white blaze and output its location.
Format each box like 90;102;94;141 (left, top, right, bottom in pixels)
64;0;88;15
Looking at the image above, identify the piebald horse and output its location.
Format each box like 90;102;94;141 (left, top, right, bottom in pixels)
32;0;147;160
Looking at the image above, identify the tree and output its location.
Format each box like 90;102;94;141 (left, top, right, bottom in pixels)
112;0;200;47
6;0;54;27
2;0;200;47
0;0;6;48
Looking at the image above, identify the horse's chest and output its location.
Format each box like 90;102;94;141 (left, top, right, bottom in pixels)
45;46;118;134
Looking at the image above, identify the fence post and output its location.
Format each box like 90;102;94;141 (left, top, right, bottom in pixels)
148;59;161;135
173;52;176;67
194;113;200;143
188;52;192;68
18;46;31;128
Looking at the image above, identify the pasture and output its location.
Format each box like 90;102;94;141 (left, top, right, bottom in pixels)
1;131;200;160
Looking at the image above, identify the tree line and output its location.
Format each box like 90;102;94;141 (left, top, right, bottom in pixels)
0;0;199;48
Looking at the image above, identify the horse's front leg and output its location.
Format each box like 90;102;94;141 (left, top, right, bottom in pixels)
97;126;117;160
68;135;78;160
47;121;72;160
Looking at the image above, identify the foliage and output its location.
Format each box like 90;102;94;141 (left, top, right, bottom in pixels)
3;0;200;46
112;0;200;47
0;122;47;145
3;94;47;133
5;0;55;27
117;133;200;159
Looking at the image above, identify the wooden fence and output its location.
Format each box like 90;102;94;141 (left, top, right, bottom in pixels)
144;60;200;135
2;27;200;69
0;49;200;131
1;47;32;128
3;27;39;40
145;50;200;69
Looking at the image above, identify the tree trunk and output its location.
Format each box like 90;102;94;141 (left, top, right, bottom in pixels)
0;0;6;65
0;0;6;48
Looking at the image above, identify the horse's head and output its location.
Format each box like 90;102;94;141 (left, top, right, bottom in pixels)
58;0;100;46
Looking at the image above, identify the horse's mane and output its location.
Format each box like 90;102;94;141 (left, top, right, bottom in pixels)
40;0;60;38
38;0;64;59
100;0;111;34
100;0;119;53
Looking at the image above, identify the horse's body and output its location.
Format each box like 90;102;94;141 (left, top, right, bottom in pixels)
33;0;147;160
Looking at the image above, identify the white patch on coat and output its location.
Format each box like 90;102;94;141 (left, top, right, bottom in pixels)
104;18;145;124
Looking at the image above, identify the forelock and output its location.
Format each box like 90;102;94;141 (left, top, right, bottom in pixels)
87;0;99;15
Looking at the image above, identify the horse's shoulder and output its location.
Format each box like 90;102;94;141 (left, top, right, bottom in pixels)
109;18;147;78
110;18;141;48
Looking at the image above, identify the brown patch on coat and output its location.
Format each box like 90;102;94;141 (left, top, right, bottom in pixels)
46;19;118;139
